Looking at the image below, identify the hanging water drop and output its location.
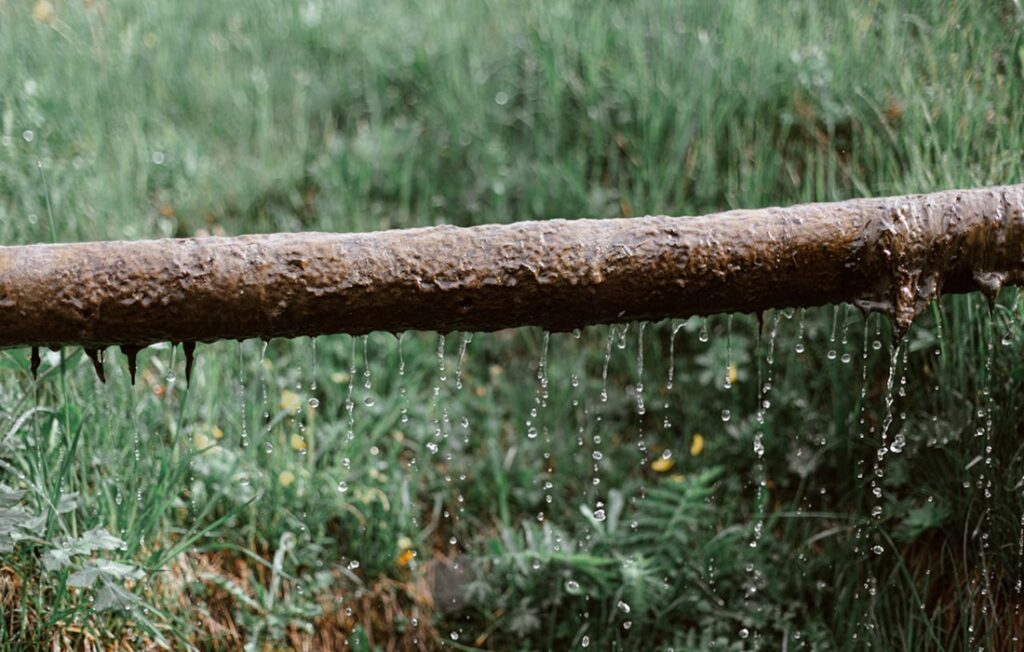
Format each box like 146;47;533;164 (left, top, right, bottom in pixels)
794;307;806;353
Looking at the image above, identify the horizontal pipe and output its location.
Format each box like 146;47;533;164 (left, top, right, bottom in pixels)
0;185;1022;354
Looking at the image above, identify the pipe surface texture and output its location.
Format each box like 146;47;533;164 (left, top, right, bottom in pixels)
0;184;1022;351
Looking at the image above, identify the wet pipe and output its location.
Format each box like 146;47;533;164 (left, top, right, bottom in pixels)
1;185;1022;371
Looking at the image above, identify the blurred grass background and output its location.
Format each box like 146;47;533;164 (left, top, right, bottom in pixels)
1;0;1023;650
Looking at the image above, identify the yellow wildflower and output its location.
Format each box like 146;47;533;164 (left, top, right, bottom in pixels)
290;433;306;451
211;425;224;440
280;390;302;412
32;1;55;24
278;470;296;487
193;431;210;450
668;473;686;483
727;363;738;386
397;549;416;568
690;433;705;457
650;457;674;473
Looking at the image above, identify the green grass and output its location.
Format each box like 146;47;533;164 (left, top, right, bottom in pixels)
1;0;1024;649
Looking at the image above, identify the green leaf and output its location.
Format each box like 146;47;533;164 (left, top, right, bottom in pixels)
94;582;142;612
68;559;145;589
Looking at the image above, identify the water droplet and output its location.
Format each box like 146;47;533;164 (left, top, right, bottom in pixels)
721;409;731;422
363;396;375;407
337;481;348;493
872;545;884;555
565;580;580;593
264;442;273;454
22;130;34;143
617;600;631;614
739;628;750;639
307;397;319;409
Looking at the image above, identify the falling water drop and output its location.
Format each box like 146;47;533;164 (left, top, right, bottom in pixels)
345;336;357;441
871;340;902;513
616;323;630;349
794;307;806;353
826;304;840;360
238;342;249;448
600;326;615;403
635;322;647;417
397;333;409;424
361;335;373;408
455;332;472;390
166;345;177;383
839;305;852;363
310;336;318;391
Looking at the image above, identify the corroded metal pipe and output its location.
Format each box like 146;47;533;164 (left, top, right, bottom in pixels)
0;185;1021;354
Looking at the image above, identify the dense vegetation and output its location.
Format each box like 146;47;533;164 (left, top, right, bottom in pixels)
1;1;1023;649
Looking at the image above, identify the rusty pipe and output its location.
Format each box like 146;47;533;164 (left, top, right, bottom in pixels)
0;185;1022;356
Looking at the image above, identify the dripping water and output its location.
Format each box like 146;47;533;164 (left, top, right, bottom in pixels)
870;339;902;519
361;335;373;408
531;331;553;521
839;305;852;364
634;322;649;506
238;342;249;449
397;333;409;425
827;304;840;361
345;336;357;442
724;315;734;390
794;308;806;354
455;332;472;391
663;321;685;432
259;341;269;414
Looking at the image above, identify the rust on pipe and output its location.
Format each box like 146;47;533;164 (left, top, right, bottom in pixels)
0;184;1022;352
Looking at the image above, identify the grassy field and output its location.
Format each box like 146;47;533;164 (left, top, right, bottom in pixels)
1;1;1024;649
